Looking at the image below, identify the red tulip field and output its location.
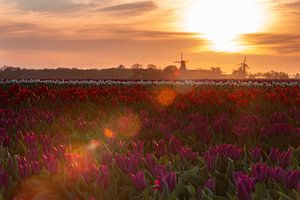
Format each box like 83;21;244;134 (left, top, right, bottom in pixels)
0;80;299;200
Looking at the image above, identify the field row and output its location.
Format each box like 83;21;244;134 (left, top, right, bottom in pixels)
0;82;299;199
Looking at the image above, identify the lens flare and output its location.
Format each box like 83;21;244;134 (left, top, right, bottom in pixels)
115;112;141;138
13;177;61;200
103;128;115;139
86;139;102;152
157;89;177;106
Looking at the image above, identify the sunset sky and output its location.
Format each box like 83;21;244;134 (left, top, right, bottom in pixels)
0;0;299;74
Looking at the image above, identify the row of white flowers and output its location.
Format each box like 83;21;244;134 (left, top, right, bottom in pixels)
0;79;300;87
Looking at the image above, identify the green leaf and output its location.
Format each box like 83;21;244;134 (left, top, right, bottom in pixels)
254;182;268;199
160;181;171;200
226;158;235;173
214;195;231;200
293;190;300;200
277;191;295;200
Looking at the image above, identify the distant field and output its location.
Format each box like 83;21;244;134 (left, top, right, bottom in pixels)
0;80;299;199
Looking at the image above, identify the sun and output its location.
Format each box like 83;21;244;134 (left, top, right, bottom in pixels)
184;0;269;52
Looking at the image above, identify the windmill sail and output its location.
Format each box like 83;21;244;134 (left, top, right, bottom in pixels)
174;53;188;70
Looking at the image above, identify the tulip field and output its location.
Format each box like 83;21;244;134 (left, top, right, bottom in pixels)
0;80;300;200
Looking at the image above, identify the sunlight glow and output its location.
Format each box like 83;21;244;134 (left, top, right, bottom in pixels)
184;0;270;52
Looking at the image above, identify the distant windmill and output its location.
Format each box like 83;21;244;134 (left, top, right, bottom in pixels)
175;53;188;70
236;55;249;73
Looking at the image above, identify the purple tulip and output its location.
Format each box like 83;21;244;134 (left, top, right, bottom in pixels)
96;165;109;189
115;154;139;174
130;171;146;191
233;172;255;200
270;112;288;124
262;123;295;137
279;149;292;168
132;141;144;156
211;114;230;135
101;152;113;165
39;134;51;152
28;147;39;160
282;169;300;190
153;165;167;179
251;163;269;183
196;186;203;199
203;153;215;170
237;179;253;200
42;154;59;174
22;132;36;147
143;153;157;175
81;164;98;184
169;136;182;154
268;167;283;182
203;144;243;170
30;160;41;175
152;140;166;157
0;166;9;188
233;125;251;137
165;172;176;191
117;140;128;150
51;144;65;159
269;148;292;168
0;128;10;147
160;127;172;141
17;157;31;179
239;114;262;127
249;146;262;162
154;172;177;192
179;146;198;162
184;115;212;143
204;178;215;191
143;154;166;179
269;148;280;163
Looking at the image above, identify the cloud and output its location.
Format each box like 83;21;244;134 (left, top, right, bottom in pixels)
77;27;199;40
280;1;300;9
0;30;204;53
274;1;300;18
0;22;39;34
3;0;96;13
96;1;158;15
242;33;300;54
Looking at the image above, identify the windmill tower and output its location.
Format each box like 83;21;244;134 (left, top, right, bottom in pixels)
237;55;249;73
175;53;188;70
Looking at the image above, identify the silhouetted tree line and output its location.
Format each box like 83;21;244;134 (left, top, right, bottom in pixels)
0;65;295;80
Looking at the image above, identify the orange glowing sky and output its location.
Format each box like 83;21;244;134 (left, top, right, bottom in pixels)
0;0;299;73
